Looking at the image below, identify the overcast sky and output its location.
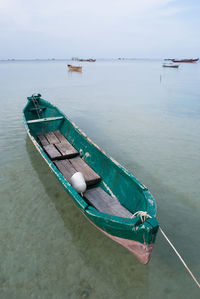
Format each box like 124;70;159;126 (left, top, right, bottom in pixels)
0;0;200;59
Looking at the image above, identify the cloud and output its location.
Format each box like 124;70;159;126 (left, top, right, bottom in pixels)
0;0;199;58
0;0;175;30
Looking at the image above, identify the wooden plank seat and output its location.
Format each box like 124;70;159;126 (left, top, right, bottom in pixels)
37;131;78;160
69;157;101;186
43;144;62;160
37;134;49;146
84;187;132;218
53;130;69;143
54;159;76;182
54;157;101;186
45;132;60;144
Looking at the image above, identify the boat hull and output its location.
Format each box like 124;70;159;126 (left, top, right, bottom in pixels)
171;58;199;63
23;95;159;263
91;221;154;264
163;65;179;68
67;65;82;72
26;128;156;263
78;59;96;62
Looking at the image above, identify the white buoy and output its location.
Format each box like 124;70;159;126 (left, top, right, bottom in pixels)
70;172;86;193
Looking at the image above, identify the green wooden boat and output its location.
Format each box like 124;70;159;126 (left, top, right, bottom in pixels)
23;94;159;264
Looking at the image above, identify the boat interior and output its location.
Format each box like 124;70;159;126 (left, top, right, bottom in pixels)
37;129;132;218
25;97;149;219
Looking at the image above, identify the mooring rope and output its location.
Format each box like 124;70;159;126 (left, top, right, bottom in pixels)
160;227;200;288
132;211;200;288
131;211;152;222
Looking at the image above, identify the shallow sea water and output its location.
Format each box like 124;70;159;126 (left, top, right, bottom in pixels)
0;60;200;298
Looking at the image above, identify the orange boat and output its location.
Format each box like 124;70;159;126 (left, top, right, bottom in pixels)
67;65;82;72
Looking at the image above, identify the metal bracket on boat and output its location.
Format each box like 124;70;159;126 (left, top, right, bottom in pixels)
27;93;41;101
31;93;41;98
79;149;83;157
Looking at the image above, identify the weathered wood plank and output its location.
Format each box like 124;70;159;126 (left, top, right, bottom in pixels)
37;134;49;146
55;141;78;158
38;130;78;159
69;157;101;186
53;130;68;143
84;187;132;218
54;160;76;181
43;144;62;160
44;132;60;144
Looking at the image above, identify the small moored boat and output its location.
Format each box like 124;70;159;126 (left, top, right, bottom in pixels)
171;58;199;63
67;64;82;72
23;94;159;264
78;59;96;62
162;63;179;68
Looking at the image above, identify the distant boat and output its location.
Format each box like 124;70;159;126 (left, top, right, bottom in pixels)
171;58;199;63
67;64;82;72
162;63;179;68
78;59;96;62
23;94;159;264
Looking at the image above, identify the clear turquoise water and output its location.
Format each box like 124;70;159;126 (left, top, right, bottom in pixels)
0;60;200;298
